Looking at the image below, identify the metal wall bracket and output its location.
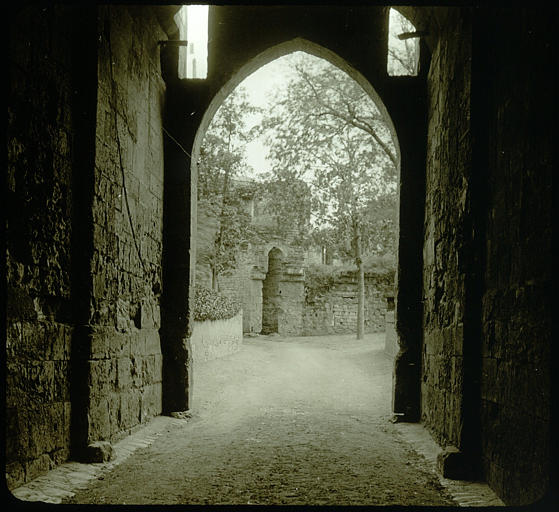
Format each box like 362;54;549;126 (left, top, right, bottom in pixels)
158;40;189;47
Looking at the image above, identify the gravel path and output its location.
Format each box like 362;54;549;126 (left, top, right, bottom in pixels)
63;333;456;506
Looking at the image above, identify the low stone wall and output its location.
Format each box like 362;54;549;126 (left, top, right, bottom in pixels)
303;274;393;336
190;311;243;363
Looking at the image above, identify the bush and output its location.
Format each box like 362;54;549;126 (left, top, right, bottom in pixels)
193;285;241;322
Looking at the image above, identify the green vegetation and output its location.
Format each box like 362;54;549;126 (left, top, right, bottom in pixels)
193;285;241;322
259;53;398;338
197;87;261;291
304;262;395;305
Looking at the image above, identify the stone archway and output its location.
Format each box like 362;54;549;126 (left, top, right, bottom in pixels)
191;38;401;173
162;26;425;421
188;36;405;391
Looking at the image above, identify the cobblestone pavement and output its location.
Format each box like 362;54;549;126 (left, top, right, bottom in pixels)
10;333;504;506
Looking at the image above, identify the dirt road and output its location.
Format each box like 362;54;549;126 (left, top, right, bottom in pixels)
63;333;455;506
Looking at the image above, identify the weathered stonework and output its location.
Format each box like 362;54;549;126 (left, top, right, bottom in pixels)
7;5;553;506
421;10;472;449
384;305;398;358
86;5;167;444
190;312;243;363
196;183;308;337
7;5;79;487
197;185;393;338
303;273;394;336
476;9;552;505
6;4;171;486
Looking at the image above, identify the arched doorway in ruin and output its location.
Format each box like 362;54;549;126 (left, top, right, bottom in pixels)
261;247;283;334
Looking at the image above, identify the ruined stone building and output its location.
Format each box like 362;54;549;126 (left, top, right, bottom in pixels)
197;179;392;337
196;178;308;335
6;4;554;506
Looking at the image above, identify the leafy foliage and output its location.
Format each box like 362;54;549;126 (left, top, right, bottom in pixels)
304;264;341;304
197;87;262;288
193;285;241;322
258;53;398;260
258;177;312;242
304;263;395;305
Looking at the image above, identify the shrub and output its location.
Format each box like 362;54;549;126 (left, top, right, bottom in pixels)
193;285;241;322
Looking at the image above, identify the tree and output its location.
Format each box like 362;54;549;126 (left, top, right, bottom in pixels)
258;176;312;244
259;53;398;339
388;9;420;76
197;87;261;290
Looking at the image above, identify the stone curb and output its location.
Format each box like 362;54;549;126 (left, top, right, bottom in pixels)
9;415;188;504
394;422;506;507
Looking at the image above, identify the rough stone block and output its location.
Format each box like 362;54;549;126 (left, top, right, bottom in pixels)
53;360;71;402
85;441;114;463
116;298;130;331
108;392;121;434
437;445;475;480
87;397;110;441
50;447;71;467
5;407;30;461
25;453;53;483
5;360;29;408
139;383;162;421
109;330;131;358
88;359;112;396
116;357;132;391
130;355;144;388
119;390;141;430
153;353;163;381
27;360;55;403
5;461;25;490
145;330;162;356
39;322;68;361
89;330;109;360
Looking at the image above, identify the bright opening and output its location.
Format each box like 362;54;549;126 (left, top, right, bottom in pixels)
195;51;399;341
174;5;209;79
387;8;419;76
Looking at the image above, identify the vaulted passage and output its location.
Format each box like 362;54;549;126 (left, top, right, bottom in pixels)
6;4;554;507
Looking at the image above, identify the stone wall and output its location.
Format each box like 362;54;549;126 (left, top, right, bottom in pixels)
218;250;263;334
190;312;243;363
303;273;393;336
421;10;472;449
87;5;166;443
7;5;170;487
420;8;553;504
477;9;552;505
6;5;82;488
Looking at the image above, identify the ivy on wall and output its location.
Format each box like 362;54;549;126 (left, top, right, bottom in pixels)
304;263;395;305
193;285;241;322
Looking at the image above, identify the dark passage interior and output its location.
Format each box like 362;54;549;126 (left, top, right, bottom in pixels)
261;248;283;335
6;4;554;507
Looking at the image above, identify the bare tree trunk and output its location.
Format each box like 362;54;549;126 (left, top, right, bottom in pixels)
353;219;365;340
211;264;219;291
